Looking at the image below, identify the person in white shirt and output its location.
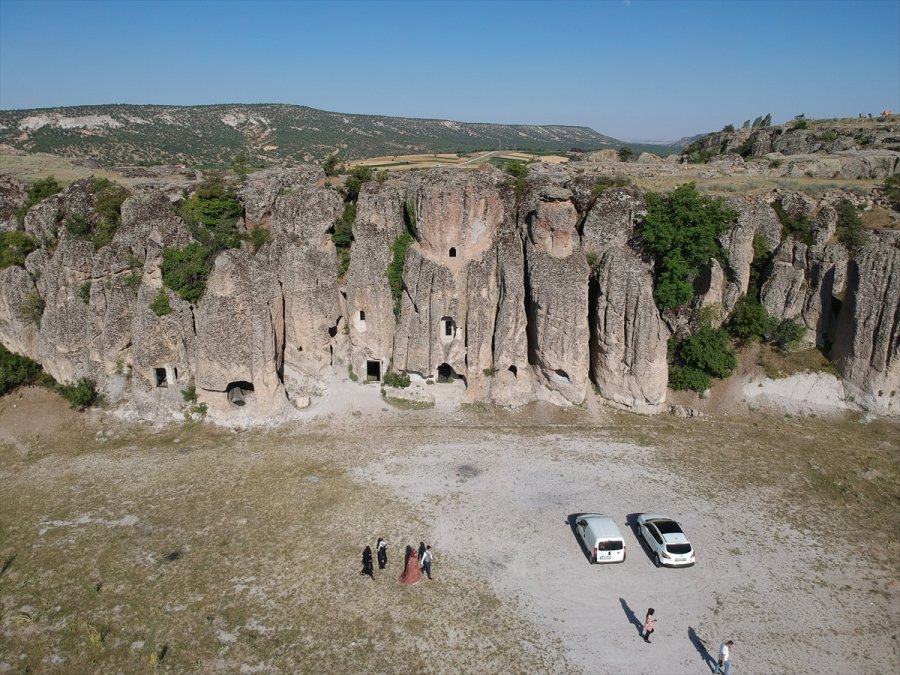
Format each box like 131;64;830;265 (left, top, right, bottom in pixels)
714;640;734;675
420;545;433;579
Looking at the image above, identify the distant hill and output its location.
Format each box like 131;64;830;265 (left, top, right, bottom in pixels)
0;103;659;166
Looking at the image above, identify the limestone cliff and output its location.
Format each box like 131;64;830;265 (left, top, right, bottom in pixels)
1;165;897;420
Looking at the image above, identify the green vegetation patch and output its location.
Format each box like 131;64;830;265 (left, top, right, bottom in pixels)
834;199;868;249
333;202;356;277
180;175;243;251
0;343;47;395
150;287;174;316
15;175;61;223
668;325;737;392
0;231;38;270
772;200;812;244
161;243;212;304
387;232;413;319
639;183;738;310
56;377;102;410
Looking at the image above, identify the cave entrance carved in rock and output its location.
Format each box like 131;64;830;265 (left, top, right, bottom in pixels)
226;381;255;407
366;360;381;382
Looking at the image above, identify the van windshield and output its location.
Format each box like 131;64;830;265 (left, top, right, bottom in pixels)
598;540;624;551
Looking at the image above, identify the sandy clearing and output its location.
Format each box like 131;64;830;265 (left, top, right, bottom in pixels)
354;429;897;675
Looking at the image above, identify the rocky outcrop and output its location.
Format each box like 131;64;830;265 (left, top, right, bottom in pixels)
2;166;897;420
0;175;25;233
832;238;900;416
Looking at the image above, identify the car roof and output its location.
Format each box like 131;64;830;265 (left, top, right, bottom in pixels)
578;514;624;538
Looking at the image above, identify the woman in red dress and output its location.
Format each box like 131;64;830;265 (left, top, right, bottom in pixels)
399;547;422;585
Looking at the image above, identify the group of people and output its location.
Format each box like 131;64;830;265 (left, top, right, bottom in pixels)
360;539;434;585
642;608;734;673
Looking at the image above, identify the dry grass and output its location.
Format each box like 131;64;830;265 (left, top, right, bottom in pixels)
634;173;880;198
0;407;564;673
862;207;899;230
757;344;840;379
0;153;126;187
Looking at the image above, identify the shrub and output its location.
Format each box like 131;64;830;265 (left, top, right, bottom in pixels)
722;124;735;133
15;176;61;223
734;137;755;158
728;295;770;341
791;120;809;130
834;199;868;249
0;231;38;270
161;243;211;303
124;271;142;295
344;166;373;202
334;202;356;276
586;251;599;269
814;130;839;143
322;154;339;177
771;200;812;244
56;377;101;410
383;370;411;388
483;367;498;377
668;365;711;392
881;175;900;209
79;281;91;304
91;178;130;247
150;288;173;316
64;213;93;239
503;161;528;200
246;225;271;254
639;183;738;310
590;174;631;199
386;232;413;319
768;318;805;351
22;288;45;327
348;364;358;382
617;147;634;162
0;343;44;395
669;326;737;392
181;384;198;403
180;176;243;251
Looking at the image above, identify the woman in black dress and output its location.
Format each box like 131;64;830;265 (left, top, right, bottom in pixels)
361;545;374;578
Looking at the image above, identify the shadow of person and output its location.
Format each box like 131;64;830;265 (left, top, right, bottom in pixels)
688;626;716;672
619;597;644;636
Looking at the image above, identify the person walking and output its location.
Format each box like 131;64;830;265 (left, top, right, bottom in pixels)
360;545;374;579
421;545;433;580
376;538;388;570
417;541;426;564
399;548;422;585
714;640;734;675
643;608;657;643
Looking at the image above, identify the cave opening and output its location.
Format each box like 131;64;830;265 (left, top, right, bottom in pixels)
226;381;255;407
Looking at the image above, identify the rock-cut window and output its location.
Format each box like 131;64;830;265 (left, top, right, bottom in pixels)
449;247;457;257
359;310;366;321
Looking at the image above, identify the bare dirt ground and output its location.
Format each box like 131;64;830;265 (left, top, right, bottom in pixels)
1;386;898;674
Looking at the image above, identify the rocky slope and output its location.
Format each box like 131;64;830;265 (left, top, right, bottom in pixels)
0;104;625;166
1;166;897;420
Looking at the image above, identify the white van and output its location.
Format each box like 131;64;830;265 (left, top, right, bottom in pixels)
575;514;626;564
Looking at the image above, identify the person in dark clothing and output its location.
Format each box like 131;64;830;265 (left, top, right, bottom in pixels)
361;545;374;578
418;541;426;564
376;538;388;570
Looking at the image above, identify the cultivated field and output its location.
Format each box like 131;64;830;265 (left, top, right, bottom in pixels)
1;386;897;674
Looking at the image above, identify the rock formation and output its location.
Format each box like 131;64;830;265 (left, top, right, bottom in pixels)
1;164;898;420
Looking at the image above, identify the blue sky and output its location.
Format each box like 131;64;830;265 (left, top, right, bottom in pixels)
1;0;897;141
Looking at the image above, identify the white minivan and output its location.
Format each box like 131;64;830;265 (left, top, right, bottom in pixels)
575;514;627;564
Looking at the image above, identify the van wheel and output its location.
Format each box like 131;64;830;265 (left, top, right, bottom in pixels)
653;553;661;568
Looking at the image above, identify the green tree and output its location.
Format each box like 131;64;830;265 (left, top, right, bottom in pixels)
322;154;339;177
722;124;735;133
161;243;211;303
231;151;250;180
639;183;738;310
669;326;737;392
0;343;44;395
617;146;635;162
728;295;770;341
180;175;243;251
386;232;413;319
56;377;101;410
344;166;373;202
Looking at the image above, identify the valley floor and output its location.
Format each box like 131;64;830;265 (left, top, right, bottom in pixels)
0;387;897;674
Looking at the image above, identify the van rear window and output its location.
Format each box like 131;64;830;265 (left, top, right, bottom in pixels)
597;540;624;551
